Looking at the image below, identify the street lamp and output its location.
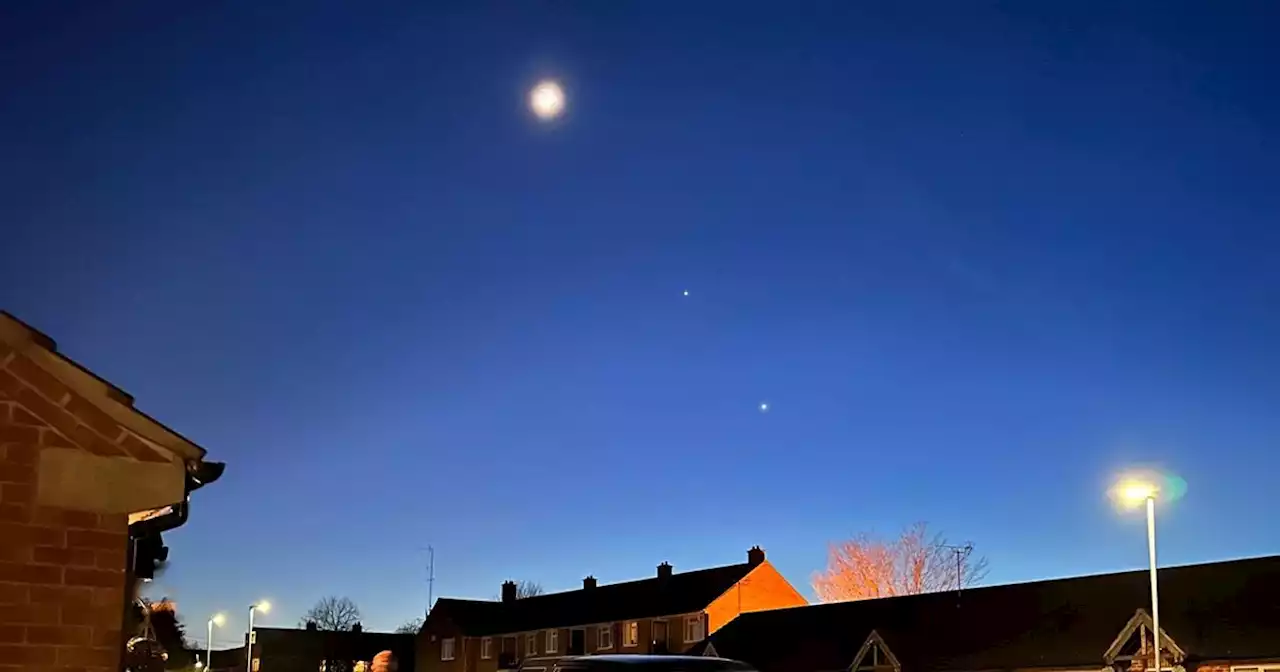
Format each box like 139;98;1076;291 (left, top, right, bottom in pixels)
1113;477;1162;671
207;613;225;672
246;601;271;672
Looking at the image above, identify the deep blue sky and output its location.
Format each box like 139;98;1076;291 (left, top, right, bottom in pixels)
3;0;1279;645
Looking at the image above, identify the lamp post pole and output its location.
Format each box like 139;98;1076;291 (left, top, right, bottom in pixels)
1115;477;1165;672
243;601;270;672
246;605;255;672
1145;495;1161;672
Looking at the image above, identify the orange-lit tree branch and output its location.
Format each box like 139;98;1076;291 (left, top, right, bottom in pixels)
811;522;989;602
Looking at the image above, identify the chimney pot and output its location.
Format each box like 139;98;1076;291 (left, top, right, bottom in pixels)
748;546;765;566
306;621;318;631
657;562;673;580
352;622;363;633
501;580;518;603
583;576;597;589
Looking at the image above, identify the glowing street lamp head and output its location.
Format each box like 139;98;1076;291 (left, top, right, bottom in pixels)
1113;477;1158;508
529;80;566;120
211;613;226;627
253;600;271;613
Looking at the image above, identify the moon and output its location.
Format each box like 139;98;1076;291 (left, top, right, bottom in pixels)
529;80;566;120
759;402;769;413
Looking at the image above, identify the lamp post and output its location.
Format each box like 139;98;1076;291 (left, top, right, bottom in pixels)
246;601;271;672
207;613;225;672
1115;478;1162;672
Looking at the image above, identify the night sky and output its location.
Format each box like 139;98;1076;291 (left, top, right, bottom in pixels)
2;0;1278;645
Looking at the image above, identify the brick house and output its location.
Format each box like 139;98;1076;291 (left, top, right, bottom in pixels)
417;547;806;672
689;554;1280;672
0;311;223;672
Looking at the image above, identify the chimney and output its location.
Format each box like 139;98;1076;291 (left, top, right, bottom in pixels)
305;621;318;631
501;580;518;604
352;622;363;633
748;546;765;566
583;576;597;590
657;562;673;580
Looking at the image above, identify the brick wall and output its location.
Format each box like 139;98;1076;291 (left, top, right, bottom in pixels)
0;393;129;672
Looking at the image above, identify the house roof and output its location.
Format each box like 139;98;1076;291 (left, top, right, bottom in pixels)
430;562;760;636
0;310;208;462
697;554;1280;672
239;627;415;670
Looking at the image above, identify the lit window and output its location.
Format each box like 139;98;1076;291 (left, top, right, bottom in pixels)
546;629;559;653
441;638;456;661
527;632;537;656
598;624;613;650
684;615;704;643
481;637;493;660
623;621;639;647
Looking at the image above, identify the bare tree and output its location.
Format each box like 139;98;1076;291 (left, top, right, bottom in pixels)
395;617;424;635
811;522;989;603
301;596;363;631
516;580;544;598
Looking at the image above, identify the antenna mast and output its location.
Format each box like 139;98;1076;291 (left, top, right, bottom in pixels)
941;543;974;597
427;545;435;617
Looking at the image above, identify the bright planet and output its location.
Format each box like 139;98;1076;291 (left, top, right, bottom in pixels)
529;80;566;120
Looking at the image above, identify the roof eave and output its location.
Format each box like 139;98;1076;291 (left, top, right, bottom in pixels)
0;311;208;464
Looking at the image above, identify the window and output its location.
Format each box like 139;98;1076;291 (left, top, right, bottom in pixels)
441;638;456;661
854;642;894;671
623;621;639;647
546;629;559;653
598;624;613;650
481;637;493;660
851;631;900;672
684;615;704;643
527;632;538;656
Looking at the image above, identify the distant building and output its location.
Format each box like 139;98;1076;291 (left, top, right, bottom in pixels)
688;554;1280;672
417;547;807;672
209;623;414;672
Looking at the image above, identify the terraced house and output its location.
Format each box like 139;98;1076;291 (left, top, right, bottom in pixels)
417;547;806;672
689;554;1280;672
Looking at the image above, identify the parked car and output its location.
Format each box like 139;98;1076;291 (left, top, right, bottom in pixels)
517;655;756;672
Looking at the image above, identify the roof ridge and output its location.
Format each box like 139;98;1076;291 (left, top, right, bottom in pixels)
526;561;753;598
434;561;757;635
727;553;1280;626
